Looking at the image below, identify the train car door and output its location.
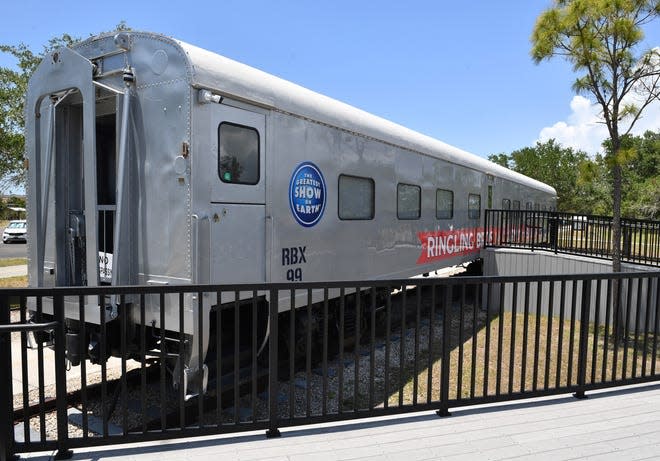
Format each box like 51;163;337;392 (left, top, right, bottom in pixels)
209;104;266;284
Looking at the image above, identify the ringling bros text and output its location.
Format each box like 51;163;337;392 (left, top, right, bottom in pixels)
416;227;496;265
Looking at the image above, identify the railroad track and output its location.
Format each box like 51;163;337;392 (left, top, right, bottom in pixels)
12;281;479;438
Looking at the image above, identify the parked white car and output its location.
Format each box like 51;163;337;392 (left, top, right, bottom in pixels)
3;219;27;243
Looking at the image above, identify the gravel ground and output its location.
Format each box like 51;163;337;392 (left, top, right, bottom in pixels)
275;309;445;419
11;290;481;442
9;308;143;439
205;292;483;424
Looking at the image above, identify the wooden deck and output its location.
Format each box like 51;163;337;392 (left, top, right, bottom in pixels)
19;382;660;460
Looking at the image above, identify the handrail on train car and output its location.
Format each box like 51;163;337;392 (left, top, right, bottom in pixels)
111;73;134;288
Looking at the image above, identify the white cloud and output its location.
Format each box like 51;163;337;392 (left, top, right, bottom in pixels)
538;94;660;156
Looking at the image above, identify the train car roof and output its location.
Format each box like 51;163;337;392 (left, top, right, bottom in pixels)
79;31;557;196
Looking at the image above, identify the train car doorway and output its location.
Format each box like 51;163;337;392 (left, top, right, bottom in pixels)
209;104;266;284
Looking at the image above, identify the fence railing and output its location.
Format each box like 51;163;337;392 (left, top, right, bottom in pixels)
485;209;660;267
1;272;659;460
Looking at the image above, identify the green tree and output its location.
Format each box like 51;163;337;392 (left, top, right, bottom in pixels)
576;153;612;215
489;139;590;212
532;1;660;343
0;34;78;189
621;130;660;218
491;133;659;218
487;153;512;169
531;0;660;275
6;195;26;208
0;22;130;191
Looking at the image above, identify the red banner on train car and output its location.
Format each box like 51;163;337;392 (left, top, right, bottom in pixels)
416;227;496;265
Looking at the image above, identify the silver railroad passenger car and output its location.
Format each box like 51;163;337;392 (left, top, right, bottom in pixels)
25;31;556;395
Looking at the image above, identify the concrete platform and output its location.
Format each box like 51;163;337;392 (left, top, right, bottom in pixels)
17;382;660;461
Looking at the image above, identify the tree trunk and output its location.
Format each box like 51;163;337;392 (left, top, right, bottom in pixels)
612;162;624;342
612;163;622;273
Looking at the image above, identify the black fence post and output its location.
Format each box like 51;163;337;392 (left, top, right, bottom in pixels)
550;211;559;254
574;279;591;400
266;288;281;438
484;210;490;248
53;293;73;460
622;221;632;261
0;294;17;461
500;210;506;245
484;210;660;267
437;285;452;417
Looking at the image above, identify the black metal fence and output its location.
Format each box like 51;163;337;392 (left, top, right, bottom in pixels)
485;210;660;267
1;272;659;460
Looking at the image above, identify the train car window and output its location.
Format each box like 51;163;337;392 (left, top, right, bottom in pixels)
534;203;540;211
488;185;493;208
397;183;421;220
338;174;375;220
218;122;260;185
502;198;511;209
526;202;532;210
436;189;453;219
513;200;521;210
468;193;481;219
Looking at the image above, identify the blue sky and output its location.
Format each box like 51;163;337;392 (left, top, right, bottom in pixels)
1;0;659;159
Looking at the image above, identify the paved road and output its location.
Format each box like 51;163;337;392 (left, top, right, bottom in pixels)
0;241;27;259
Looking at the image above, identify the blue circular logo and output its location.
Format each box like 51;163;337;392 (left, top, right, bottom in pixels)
289;162;327;227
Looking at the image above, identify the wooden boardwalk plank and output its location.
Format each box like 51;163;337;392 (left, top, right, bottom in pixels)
18;383;660;461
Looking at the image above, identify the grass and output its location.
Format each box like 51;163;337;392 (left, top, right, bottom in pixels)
0;253;28;310
331;290;659;412
387;308;659;407
0;275;28;309
556;225;659;260
502;223;659;262
0;255;28;292
0;275;28;288
0;253;28;292
0;258;27;267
